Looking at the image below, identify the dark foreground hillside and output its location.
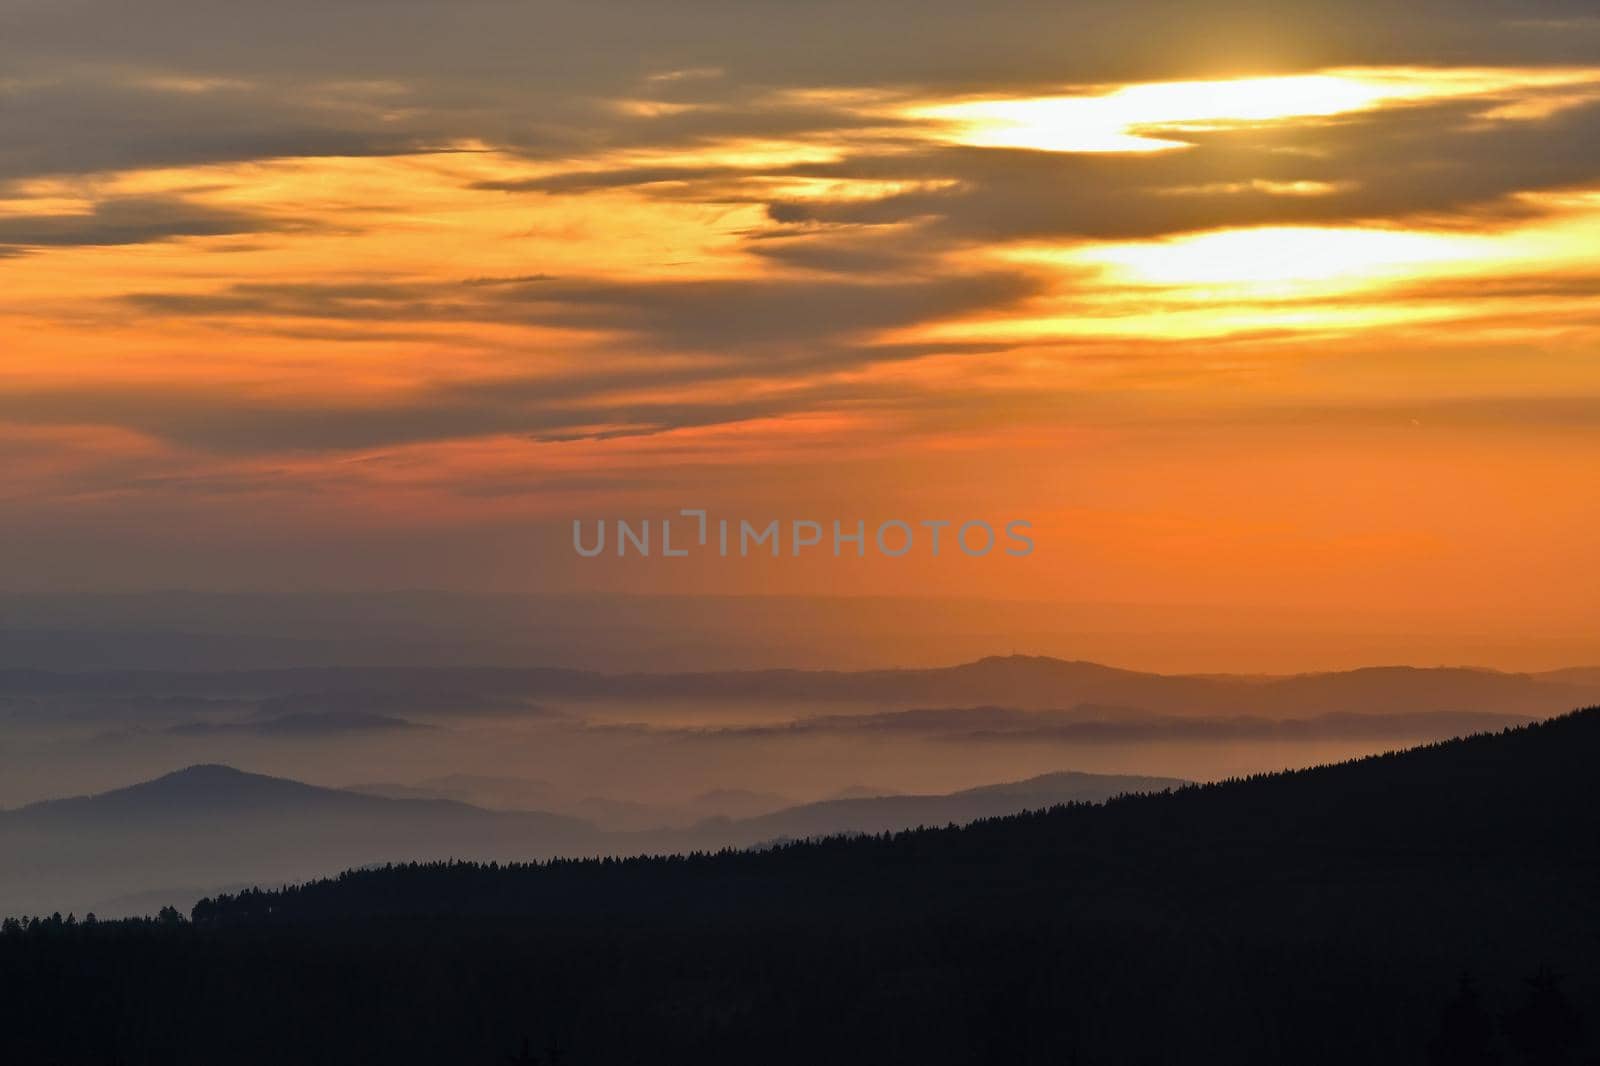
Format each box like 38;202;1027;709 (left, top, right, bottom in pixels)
4;710;1599;1066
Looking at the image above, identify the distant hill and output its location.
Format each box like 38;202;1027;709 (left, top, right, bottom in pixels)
0;764;1184;916
0;765;593;916
668;769;1187;847
1538;665;1600;686
10;764;468;823
3;655;1597;722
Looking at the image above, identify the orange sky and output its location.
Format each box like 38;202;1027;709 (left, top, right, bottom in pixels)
2;5;1599;662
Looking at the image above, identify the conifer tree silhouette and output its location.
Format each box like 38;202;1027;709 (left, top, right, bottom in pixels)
1503;968;1584;1066
1428;973;1502;1066
504;1035;540;1065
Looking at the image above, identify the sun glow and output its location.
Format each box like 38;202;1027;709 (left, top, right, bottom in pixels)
910;67;1600;153
900;200;1600;345
1055;195;1600;298
1074;226;1489;291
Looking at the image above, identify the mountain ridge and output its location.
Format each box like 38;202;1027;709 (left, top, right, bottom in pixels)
187;704;1600;924
3;654;1596;719
0;761;1188;916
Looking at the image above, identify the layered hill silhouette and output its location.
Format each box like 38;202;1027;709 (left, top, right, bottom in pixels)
4;655;1597;721
674;769;1186;847
181;705;1600;926
0;763;1175;916
4;709;1596;1064
0;766;590;917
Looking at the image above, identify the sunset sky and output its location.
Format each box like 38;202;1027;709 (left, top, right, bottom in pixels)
3;0;1599;653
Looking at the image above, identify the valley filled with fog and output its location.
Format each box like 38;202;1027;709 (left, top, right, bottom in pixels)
6;655;1591;814
4;654;1595;916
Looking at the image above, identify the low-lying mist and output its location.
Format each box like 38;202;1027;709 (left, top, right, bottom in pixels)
4;655;1587;815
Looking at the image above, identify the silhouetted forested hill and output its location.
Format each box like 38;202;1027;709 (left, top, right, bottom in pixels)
3;710;1598;1065
0;764;1177;916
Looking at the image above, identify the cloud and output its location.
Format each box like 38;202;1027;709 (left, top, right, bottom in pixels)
749;97;1600;242
0;78;457;182
504;274;1045;351
122;271;1044;349
0;372;949;454
0;195;309;251
4;0;1597;185
0;268;1034;453
2;0;1598;540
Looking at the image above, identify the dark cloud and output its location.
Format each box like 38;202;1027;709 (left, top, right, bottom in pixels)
741;234;934;277
474;163;793;196
444;92;1600;291
7;250;1593;455
0;79;459;182
0;195;309;251
8;268;1037;452
7;0;1598;91
122;271;1044;347
752;97;1600;241
3;0;1596;183
123;282;458;321
510;274;1045;350
118;272;1034;385
0;371;910;453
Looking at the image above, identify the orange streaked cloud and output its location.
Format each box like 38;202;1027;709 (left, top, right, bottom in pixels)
1;0;1598;647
